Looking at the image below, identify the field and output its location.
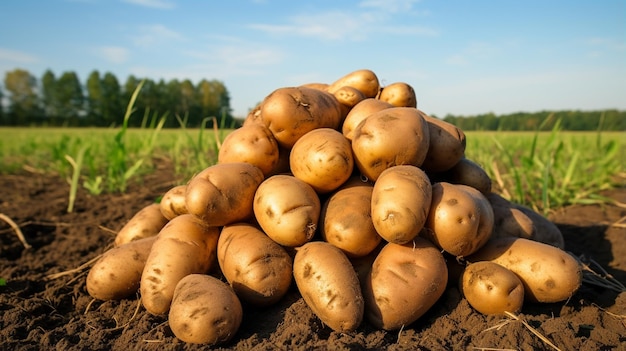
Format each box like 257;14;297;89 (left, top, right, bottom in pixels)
1;126;625;350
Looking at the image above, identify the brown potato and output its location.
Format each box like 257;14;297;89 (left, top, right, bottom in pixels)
371;165;432;244
299;82;330;91
218;123;280;177
460;261;525;315
320;181;381;257
420;112;467;173
217;223;293;306
333;85;367;118
253;175;321;247
326;69;380;98
159;185;188;220
440;158;492;194
293;241;364;332
424;182;494;257
114;202;168;246
468;237;582;303
377;82;417;108
140;214;219;315
290;128;354;194
351;107;430;181
169;274;242;345
364;238;448;330
342;98;393;141
260;86;343;148
86;236;156;301
185;162;264;226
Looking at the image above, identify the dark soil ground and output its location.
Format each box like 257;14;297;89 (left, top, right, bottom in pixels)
1;164;625;351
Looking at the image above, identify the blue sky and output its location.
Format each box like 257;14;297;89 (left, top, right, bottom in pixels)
0;0;624;119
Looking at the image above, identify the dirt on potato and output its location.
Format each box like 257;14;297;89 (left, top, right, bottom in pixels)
1;161;625;351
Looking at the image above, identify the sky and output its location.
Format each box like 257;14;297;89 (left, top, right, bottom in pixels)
0;0;624;119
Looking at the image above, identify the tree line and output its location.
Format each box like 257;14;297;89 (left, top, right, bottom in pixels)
1;68;238;128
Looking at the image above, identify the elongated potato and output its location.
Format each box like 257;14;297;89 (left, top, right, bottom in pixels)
333;85;366;118
290;128;354;194
140;214;219;315
86;236;156;301
342;98;393;141
218;123;280;177
420;112;466;173
468;237;582;303
260;86;344;148
114;203;168;246
160;185;188;220
320;181;381;257
460;261;525;315
217;223;293;306
185;162;264;226
169;274;242;345
253;175;321;247
441;158;492;194
424;182;494;257
351;107;430;181
293;241;364;332
377;82;417;108
371;165;432;244
364;238;448;330
326;69;380;98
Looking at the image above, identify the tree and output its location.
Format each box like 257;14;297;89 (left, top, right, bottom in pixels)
41;69;59;122
101;72;123;126
4;68;40;125
56;71;84;124
86;70;104;125
0;86;4;124
198;79;234;127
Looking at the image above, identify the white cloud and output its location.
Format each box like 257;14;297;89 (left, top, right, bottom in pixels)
121;0;175;9
95;46;130;63
130;24;185;47
0;48;39;63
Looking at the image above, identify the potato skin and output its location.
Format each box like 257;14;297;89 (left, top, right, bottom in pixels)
320;181;381;257
169;274;242;345
86;236;156;301
468;237;582;303
424;182;494;257
377;82;417;108
140;214;219;315
185;162;265;226
218;123;280;177
253;175;321;247
293;241;364;332
351;107;430;181
441;158;492;195
371;165;432;244
460;261;525;315
160;185;188;220
333;85;366;118
342;98;393;141
290;128;354;194
420;112;466;173
217;223;293;306
260;86;343;148
327;69;380;98
114;203;168;246
364;238;448;330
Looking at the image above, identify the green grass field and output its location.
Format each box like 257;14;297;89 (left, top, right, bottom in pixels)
1;125;624;215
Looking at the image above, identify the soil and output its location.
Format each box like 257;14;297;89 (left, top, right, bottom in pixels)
1;164;624;351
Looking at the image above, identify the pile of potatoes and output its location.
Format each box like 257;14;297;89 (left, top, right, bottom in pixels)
85;69;583;345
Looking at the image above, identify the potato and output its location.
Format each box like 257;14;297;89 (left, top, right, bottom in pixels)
460;261;525;315
289;128;354;193
420;112;467;173
326;69;380;98
159;185;188;220
371;165;432;244
513;203;565;249
169;274;242;345
243;103;263;126
351;107;430;181
86;236;156;301
424;182;494;257
332;85;366;118
342;98;393;141
293;241;364;332
377;82;417;108
114;203;168;246
300;82;330;91
185;162;264;226
364;238;448;330
468;237;582;303
140;214;219;315
253;175;321;247
439;158;492;194
320;180;381;257
260;86;343;148
218;123;280;177
217;223;293;306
